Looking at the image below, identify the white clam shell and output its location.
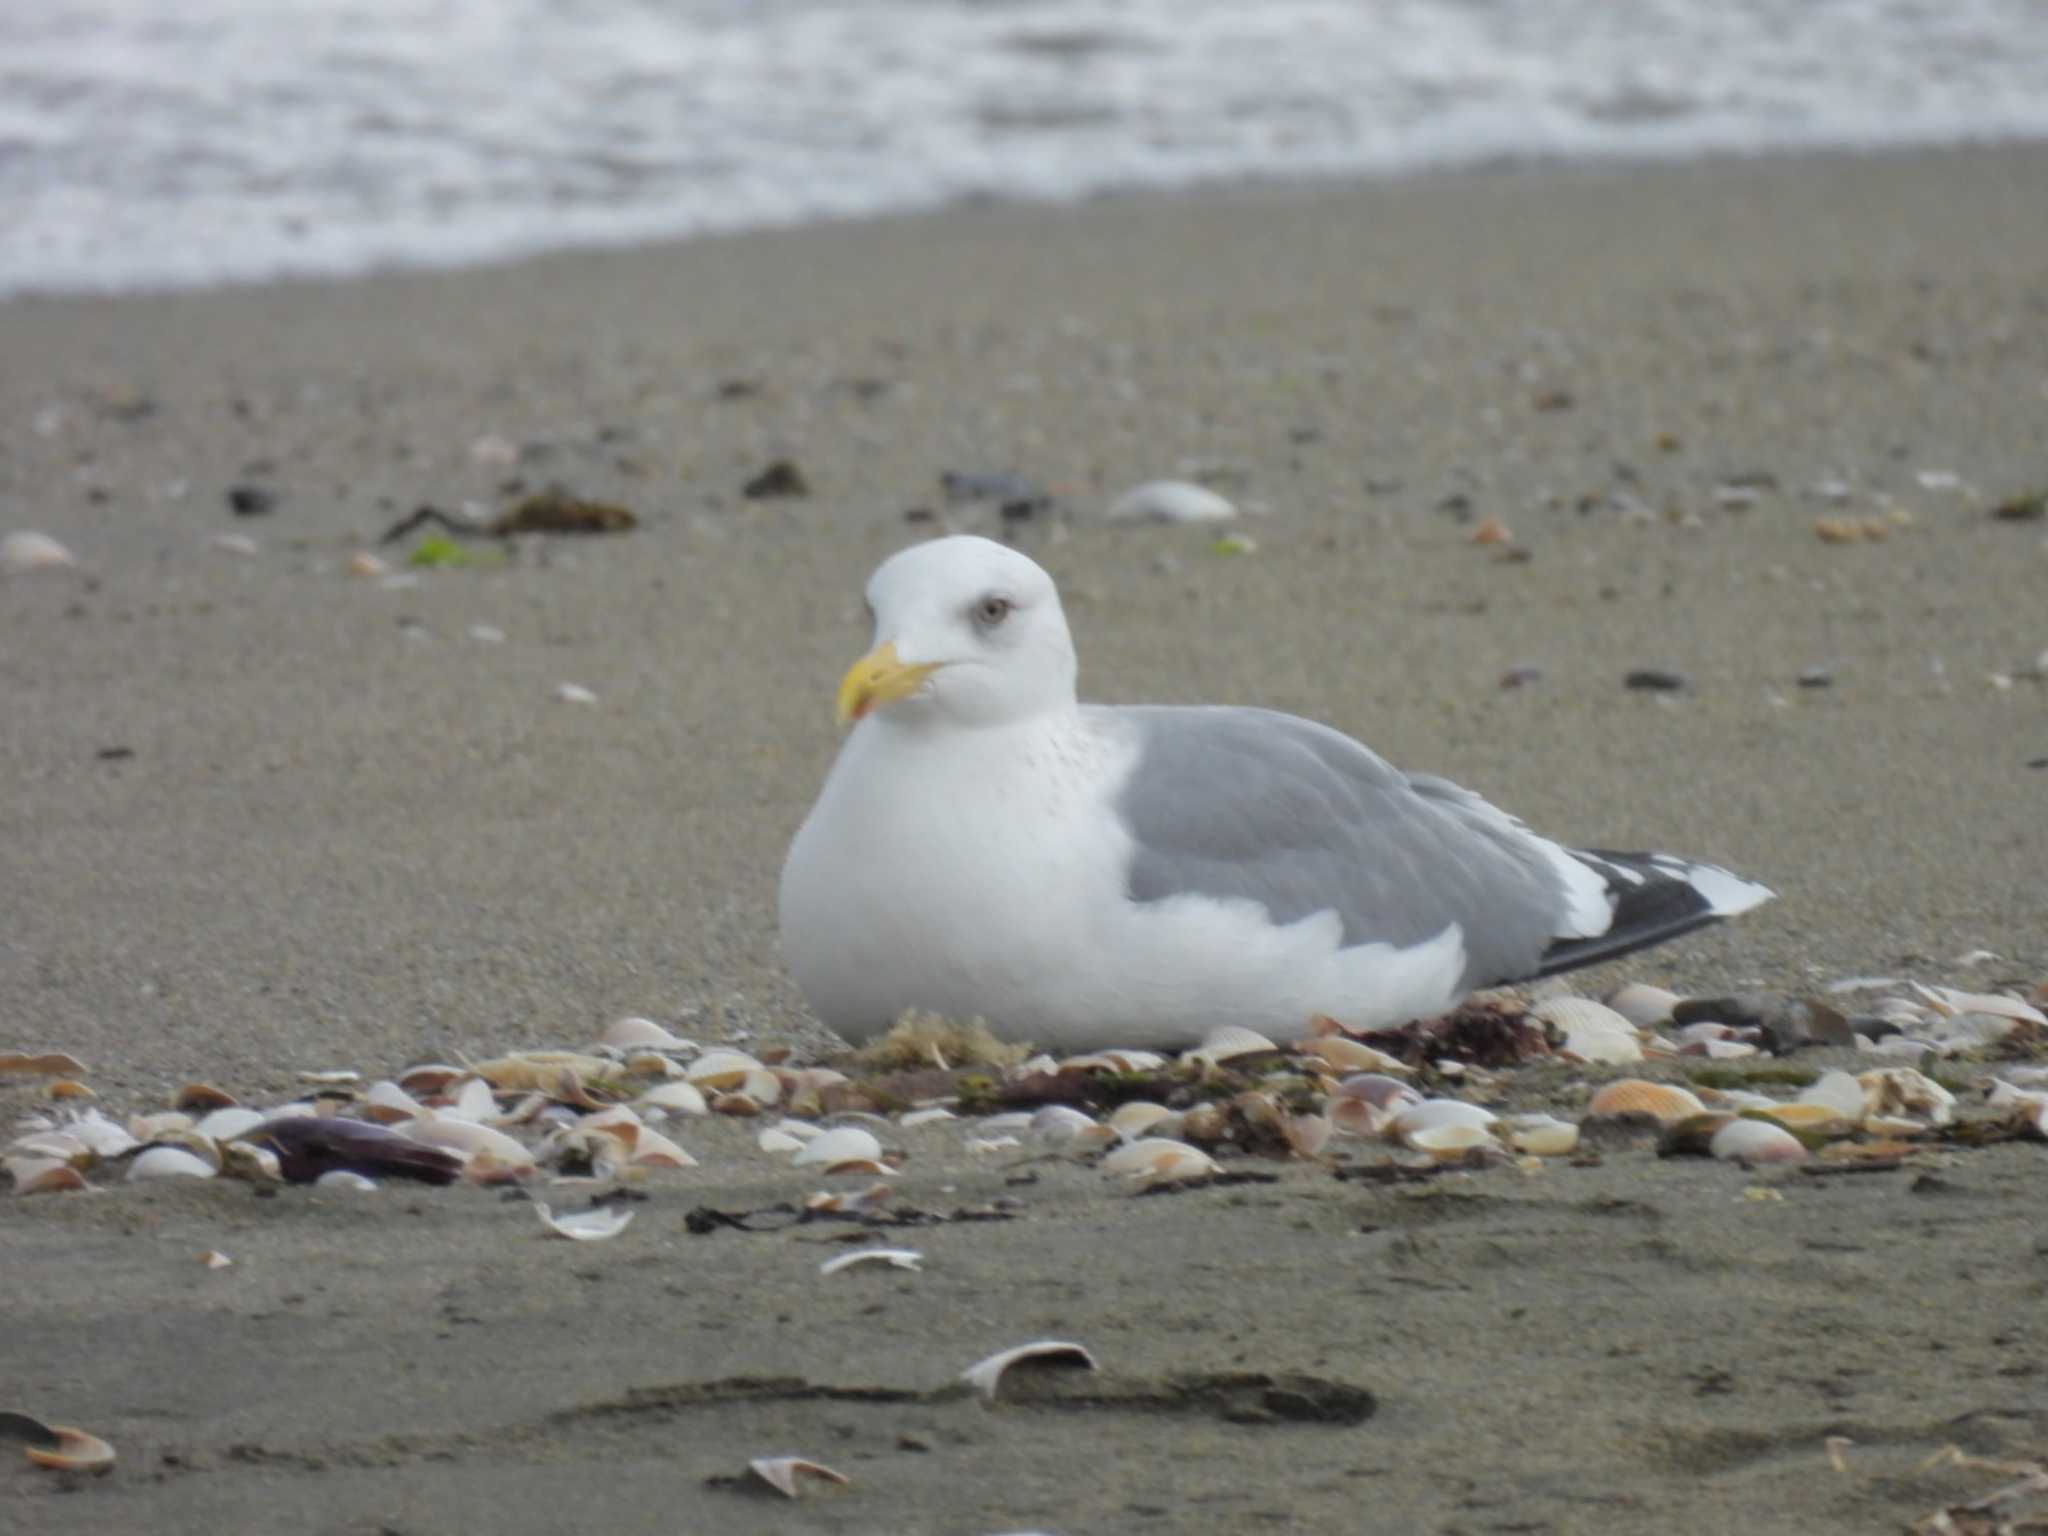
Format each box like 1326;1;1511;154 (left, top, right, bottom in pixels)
686;1049;764;1089
1857;1066;1956;1127
1186;1025;1277;1067
603;1015;692;1050
1106;479;1238;524
534;1201;634;1240
757;1127;808;1155
960;1340;1098;1399
1027;1105;1101;1146
1801;1069;1869;1120
127;1146;219;1181
1708;1118;1808;1165
10;1157;87;1194
1388;1099;1497;1142
1499;1114;1580;1156
1910;983;2047;1027
62;1110;139;1160
1106;1102;1176;1141
362;1080;427;1123
1;530;77;572
1604;983;1683;1028
898;1107;956;1128
1297;1036;1415;1075
1534;997;1644;1064
315;1170;378;1192
789;1126;883;1167
192;1106;267;1142
818;1247;923;1276
1099;1137;1218;1184
636;1080;709;1117
1404;1122;1498;1158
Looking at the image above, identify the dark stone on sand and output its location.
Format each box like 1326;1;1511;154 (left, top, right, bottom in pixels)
940;470;1052;521
227;484;277;517
742;459;810;498
1990;490;2044;522
1624;668;1687;692
1796;666;1834;688
1673;993;1844;1052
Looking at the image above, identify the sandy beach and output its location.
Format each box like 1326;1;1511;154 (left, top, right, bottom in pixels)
5;144;2047;1533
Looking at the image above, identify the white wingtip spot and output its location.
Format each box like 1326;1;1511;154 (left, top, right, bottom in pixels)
1680;862;1775;917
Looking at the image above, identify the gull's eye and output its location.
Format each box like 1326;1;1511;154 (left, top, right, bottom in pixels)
972;594;1012;629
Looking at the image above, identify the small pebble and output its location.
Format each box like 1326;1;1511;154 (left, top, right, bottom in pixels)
1624;669;1687;692
226;485;277;517
1796;666;1834;689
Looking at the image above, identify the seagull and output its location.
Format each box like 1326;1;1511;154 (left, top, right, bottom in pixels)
779;535;1771;1051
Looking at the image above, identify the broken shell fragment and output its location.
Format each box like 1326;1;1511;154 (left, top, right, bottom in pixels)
685;1049;765;1090
534;1202;635;1241
819;1248;923;1276
747;1456;850;1499
1058;1048;1167;1074
1585;1079;1708;1124
0;1051;88;1078
1;530;78;572
1106;478;1237;524
1106;1102;1176;1141
602;1015;692;1050
192;1106;267;1142
9;1159;87;1194
898;1107;956;1128
1296;1036;1415;1075
1186;1024;1278;1067
1403;1122;1499;1160
961;1340;1099;1400
1858;1067;1956;1129
1387;1099;1497;1142
636;1080;710;1117
790;1126;883;1167
173;1083;238;1112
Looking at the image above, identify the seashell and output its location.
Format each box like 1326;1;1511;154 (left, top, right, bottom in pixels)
1753;1102;1851;1137
347;551;388;577
636;1080;709;1117
1100;1137;1218;1185
1028;1105;1101;1146
628;1127;696;1169
602;1015;691;1050
1106;479;1237;525
1058;1048;1167;1075
1800;1071;1868;1117
1388;1099;1497;1142
1106;1102;1176;1141
965;1134;1022;1154
1404;1122;1499;1159
9;1158;87;1194
1708;1118;1808;1165
10;1132;92;1167
685;1049;765;1090
15;1420;116;1474
1909;983;2046;1028
126;1111;194;1142
748;1456;850;1499
960;1340;1099;1400
202;1250;233;1270
757;1127;807;1155
404;1119;536;1175
220;1143;283;1182
361;1080;428;1124
437;1077;497;1123
471;1052;619;1095
314;1170;378;1192
790;1126;883;1167
60;1109;139;1160
1296;1037;1414;1075
44;1080;94;1101
533;1202;634;1241
173;1083;238;1112
1857;1067;1955;1128
898;1107;956;1128
1585;1079;1707;1124
397;1063;467;1096
804;1182;893;1215
1333;1073;1425;1110
1657;1112;1737;1156
1;530;79;572
127;1146;219;1182
823;1157;894;1176
710;1091;764;1116
1282;1113;1333;1158
555;682;598;704
1499;1114;1580;1156
1534;997;1644;1064
819;1248;923;1276
1697;1039;1759;1060
1604;983;1683;1028
191;1106;265;1142
1186;1024;1279;1068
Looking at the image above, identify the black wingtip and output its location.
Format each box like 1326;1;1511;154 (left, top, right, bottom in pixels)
1532;848;1772;980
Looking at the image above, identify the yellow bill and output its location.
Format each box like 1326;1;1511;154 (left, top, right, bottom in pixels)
836;641;939;725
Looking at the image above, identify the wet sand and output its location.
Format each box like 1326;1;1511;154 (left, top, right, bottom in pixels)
4;144;2047;1533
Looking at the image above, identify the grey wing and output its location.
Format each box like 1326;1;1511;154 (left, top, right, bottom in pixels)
1106;705;1576;990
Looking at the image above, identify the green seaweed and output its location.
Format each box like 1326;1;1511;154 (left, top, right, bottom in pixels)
1685;1065;1819;1090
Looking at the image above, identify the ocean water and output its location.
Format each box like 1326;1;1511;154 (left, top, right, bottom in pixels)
4;0;2046;297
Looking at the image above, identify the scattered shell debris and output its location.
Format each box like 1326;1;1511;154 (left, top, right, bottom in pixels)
819;1247;923;1276
0;1412;116;1474
534;1201;635;1242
